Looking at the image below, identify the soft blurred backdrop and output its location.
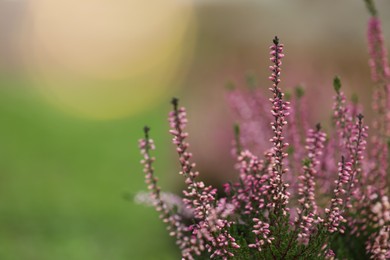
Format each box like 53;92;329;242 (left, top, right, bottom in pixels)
0;0;389;259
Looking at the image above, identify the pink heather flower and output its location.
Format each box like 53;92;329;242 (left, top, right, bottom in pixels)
367;225;390;260
346;114;369;209
138;127;191;255
324;156;352;234
370;196;390;228
295;124;326;244
367;15;390;198
233;150;270;216
333;79;353;156
168;98;213;220
367;17;390;83
325;249;336;260
248;218;274;251
268;36;291;217
168;98;239;259
300;125;326;213
204;202;240;259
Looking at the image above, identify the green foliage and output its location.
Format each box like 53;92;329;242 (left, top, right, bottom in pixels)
201;211;343;260
331;231;368;260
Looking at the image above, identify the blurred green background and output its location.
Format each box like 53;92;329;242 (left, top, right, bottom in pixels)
0;81;178;259
0;0;389;259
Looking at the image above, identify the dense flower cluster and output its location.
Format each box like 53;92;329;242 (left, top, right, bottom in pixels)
137;1;389;259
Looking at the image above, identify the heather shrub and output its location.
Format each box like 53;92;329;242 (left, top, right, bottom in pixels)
136;1;389;259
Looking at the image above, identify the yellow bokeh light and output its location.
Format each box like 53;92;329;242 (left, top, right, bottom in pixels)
22;0;196;119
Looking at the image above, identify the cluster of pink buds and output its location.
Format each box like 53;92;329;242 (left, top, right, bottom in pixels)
268;37;291;218
232;150;270;216
298;125;326;214
324;157;352;234
367;16;390;83
138;127;191;253
169;98;240;259
248;219;273;251
367;225;390;260
295;124;326;244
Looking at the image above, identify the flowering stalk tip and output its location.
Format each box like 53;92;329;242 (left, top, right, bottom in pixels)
143;126;150;137
273;36;279;45
364;0;377;17
171;97;179;110
333;76;342;94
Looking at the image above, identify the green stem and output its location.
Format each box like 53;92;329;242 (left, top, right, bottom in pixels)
364;0;377;17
